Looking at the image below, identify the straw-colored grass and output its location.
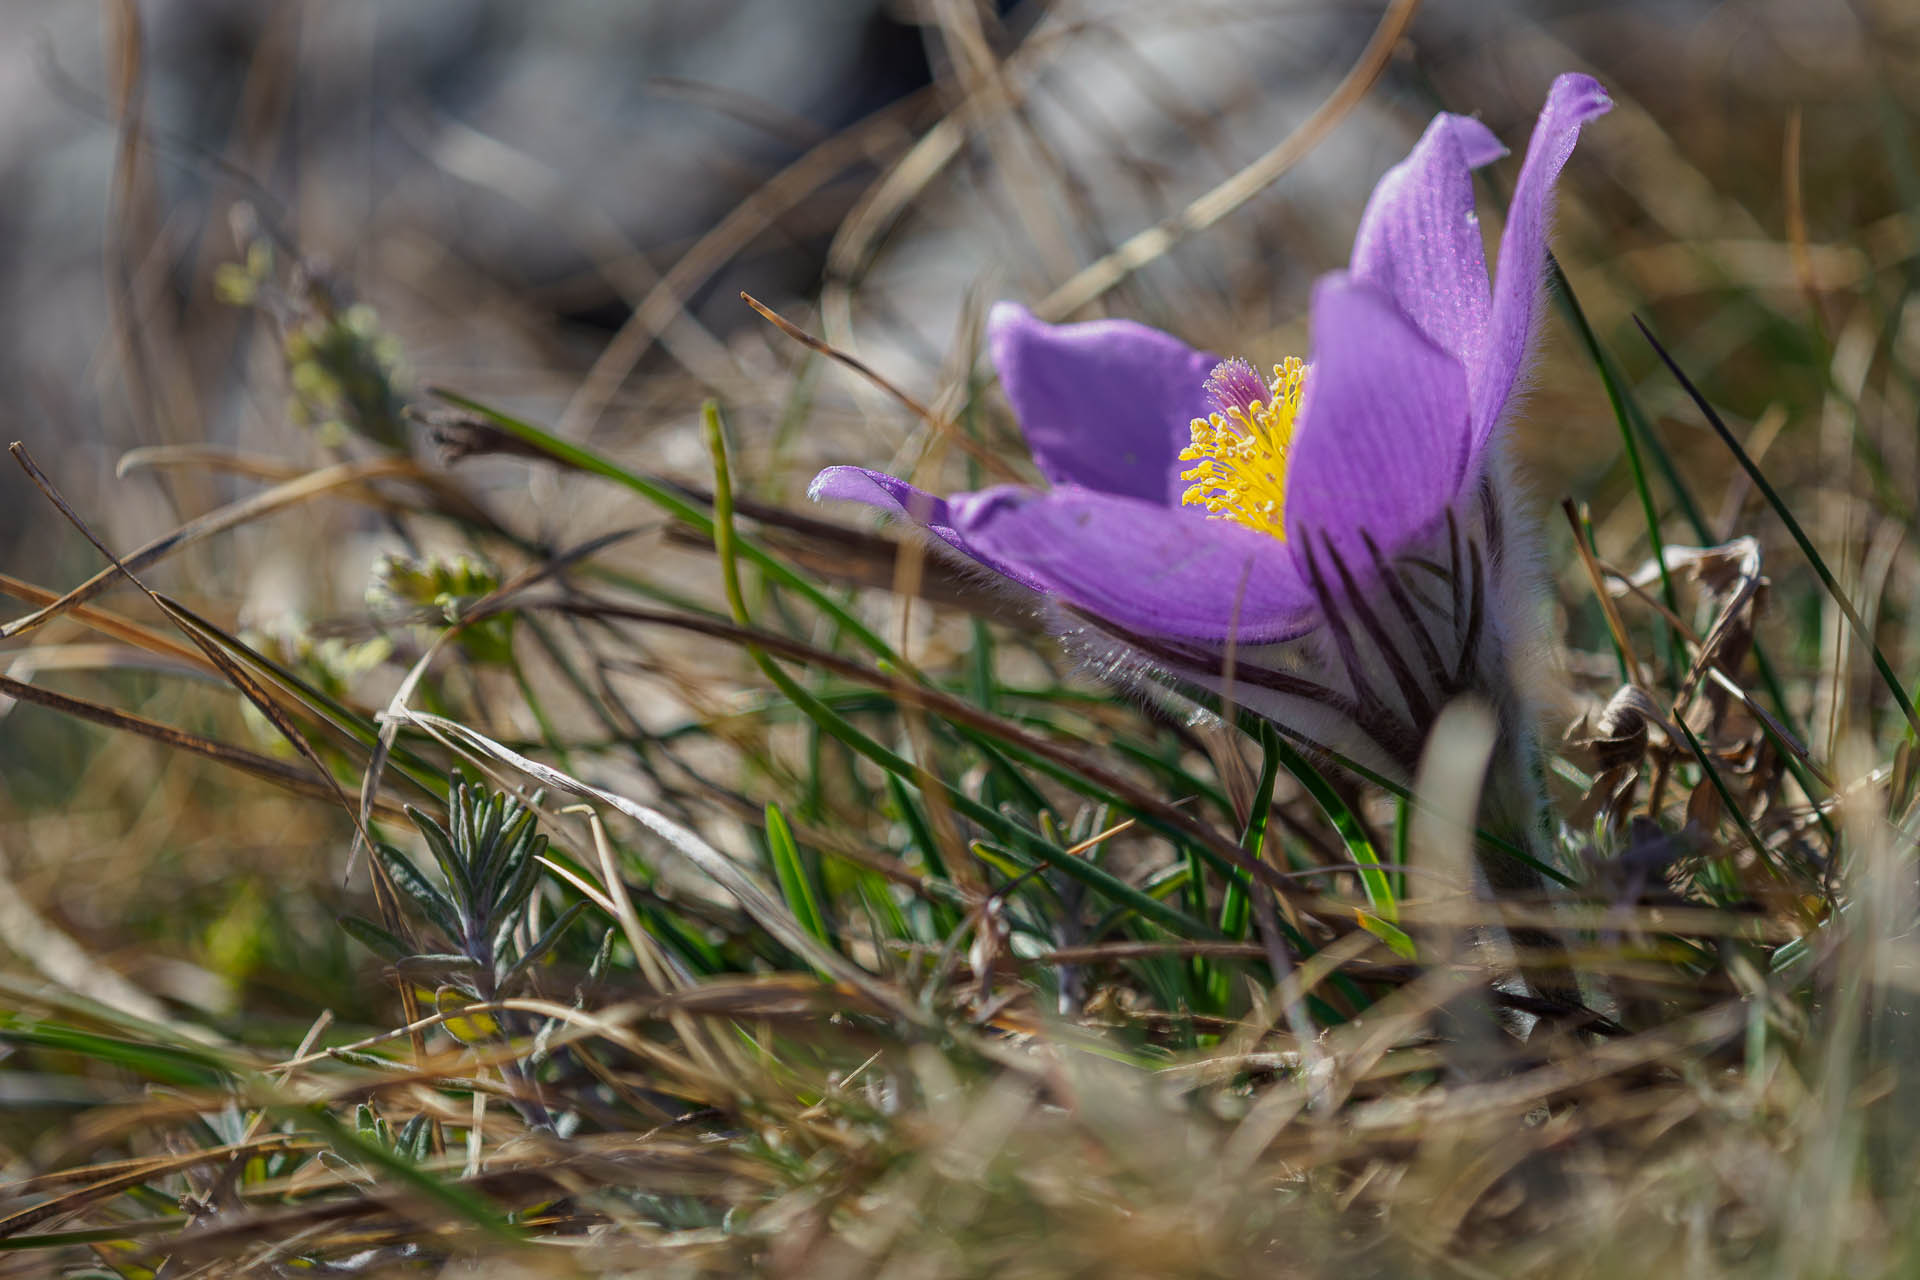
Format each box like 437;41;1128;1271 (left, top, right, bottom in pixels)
4;2;1920;1274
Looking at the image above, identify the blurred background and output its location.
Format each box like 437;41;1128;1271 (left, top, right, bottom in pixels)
1;0;1915;1016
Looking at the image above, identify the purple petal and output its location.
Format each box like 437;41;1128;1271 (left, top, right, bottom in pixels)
988;302;1219;506
808;465;1045;590
1477;73;1611;449
1350;112;1505;412
1283;275;1472;570
950;484;1315;643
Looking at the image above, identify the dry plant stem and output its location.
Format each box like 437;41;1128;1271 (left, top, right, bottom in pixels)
0;672;409;819
555;86;935;434
740;291;1022;485
1035;0;1422;318
5;443;434;1065
569;805;735;1081
1562;498;1647;688
0;455;436;639
0;570;211;670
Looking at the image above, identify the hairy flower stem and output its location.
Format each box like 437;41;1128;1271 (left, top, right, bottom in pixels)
1475;715;1583;1017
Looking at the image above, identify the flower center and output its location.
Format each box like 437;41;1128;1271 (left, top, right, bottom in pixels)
1177;356;1308;539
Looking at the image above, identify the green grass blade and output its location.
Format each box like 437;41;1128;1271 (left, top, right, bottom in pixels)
1267;734;1398;922
703;401;1211;940
300;1105;523;1243
764;802;833;952
1634;315;1920;742
431;387;900;665
0;1018;226;1088
1549;255;1685;686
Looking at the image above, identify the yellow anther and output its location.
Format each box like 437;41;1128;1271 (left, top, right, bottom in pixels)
1177;356;1307;539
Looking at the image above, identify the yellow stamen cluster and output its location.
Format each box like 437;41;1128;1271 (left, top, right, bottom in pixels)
1178;356;1308;538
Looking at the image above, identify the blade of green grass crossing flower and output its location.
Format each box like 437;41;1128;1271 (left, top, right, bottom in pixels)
886;774;964;939
1183;847;1211;929
1635;316;1920;743
1227;721;1283;936
702;402;1213;940
857;876;913;951
1391;791;1412;901
799;603;851;820
1111;743;1236;825
968;618;998;712
952;722;1274;909
885;772;950;883
963;726;1051;814
1218;706;1569;885
1551;259;1710;534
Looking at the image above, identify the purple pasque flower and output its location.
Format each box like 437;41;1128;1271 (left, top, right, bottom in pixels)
810;74;1610;782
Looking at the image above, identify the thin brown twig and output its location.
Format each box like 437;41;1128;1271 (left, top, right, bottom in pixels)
740;291;1024;484
0;673;408;820
1036;0;1423;319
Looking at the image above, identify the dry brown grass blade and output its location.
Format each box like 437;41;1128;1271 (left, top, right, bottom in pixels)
0;640;209;682
741;290;935;420
264;993;747;1094
116;444;321;482
1562;498;1647;689
1036;940;1269;966
0;454;427;639
1036;0;1422;319
0;1139;317;1240
0;1139;315;1201
568;805;735;1083
553;86;935;434
114;443;508;531
1353;1001;1746;1137
740;291;1023;484
0;672;404;819
1782;106;1825;333
0;571;215;671
155;1141;750;1264
4;442;427;1053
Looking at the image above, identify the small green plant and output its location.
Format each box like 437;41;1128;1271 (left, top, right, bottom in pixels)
340;775;587;1130
217;230;409;449
367;552;516;665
